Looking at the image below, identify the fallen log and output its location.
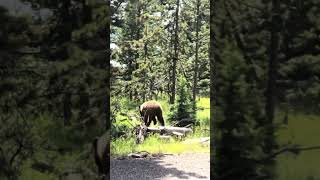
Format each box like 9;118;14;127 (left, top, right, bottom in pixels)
172;131;184;136
135;125;193;144
146;126;193;135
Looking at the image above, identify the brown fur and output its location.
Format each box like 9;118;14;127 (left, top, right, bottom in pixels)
139;100;165;126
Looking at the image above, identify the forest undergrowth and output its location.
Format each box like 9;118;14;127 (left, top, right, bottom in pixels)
111;97;210;157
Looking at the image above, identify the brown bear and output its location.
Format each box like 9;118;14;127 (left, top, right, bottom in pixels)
139;100;165;127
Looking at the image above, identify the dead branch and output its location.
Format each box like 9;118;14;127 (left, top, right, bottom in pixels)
9;140;23;166
260;145;320;162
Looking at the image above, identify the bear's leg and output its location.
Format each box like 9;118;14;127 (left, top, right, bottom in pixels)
143;114;149;126
146;116;152;126
157;112;165;126
151;116;157;125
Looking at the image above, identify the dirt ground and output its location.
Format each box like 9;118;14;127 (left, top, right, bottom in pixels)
110;153;210;180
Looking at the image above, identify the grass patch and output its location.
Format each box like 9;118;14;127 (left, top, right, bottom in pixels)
275;111;320;180
111;137;136;156
136;135;209;154
192;125;210;138
196;97;210;127
111;135;209;157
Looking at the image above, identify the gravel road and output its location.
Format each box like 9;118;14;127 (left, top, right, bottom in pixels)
110;153;210;180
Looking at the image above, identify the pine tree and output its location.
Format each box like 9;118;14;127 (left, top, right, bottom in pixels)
169;76;195;126
0;6;37;179
213;45;269;180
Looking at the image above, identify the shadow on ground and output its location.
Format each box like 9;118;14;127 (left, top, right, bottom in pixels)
110;154;209;180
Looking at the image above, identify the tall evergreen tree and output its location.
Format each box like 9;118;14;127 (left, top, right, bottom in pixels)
169;76;195;126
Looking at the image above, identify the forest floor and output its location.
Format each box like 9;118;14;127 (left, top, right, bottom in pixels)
110;152;210;180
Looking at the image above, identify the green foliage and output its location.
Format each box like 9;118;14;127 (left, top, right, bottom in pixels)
0;1;108;179
280;56;320;113
212;0;320;179
213;46;269;180
168;76;195;122
111;0;210;102
110;97;141;139
17;115;99;180
0;7;37;179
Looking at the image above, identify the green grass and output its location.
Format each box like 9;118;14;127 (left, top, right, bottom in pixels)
111;135;209;157
136;135;209;154
196;97;210;127
192;125;210;138
275;111;320;180
111;137;137;156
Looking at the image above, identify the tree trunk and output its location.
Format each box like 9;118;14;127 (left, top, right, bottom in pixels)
193;0;201;111
63;92;72;126
149;77;154;100
79;88;89;121
82;0;92;24
106;0;111;131
170;0;180;104
60;0;72;42
142;26;148;102
265;0;280;153
167;24;173;102
210;0;216;178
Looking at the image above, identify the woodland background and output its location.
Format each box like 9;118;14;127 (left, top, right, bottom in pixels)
110;0;210;158
211;0;320;180
1;0;108;179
